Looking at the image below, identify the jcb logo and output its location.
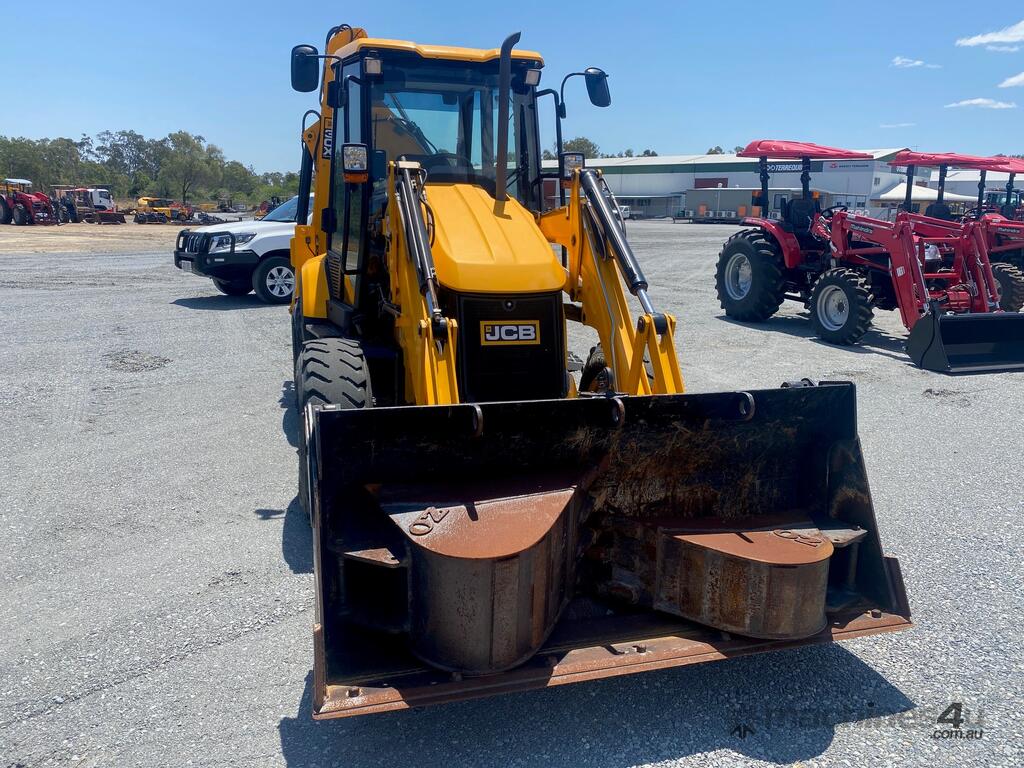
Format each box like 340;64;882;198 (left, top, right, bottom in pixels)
480;320;540;346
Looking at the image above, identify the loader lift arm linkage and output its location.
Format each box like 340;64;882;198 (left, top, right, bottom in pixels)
287;36;911;719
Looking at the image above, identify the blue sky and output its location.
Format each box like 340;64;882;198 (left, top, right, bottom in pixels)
5;2;1024;171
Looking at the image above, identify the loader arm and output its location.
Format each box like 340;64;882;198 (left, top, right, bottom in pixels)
541;168;684;395
386;161;460;405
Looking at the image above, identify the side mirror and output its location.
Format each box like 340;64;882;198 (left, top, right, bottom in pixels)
584;67;611;108
291;44;320;92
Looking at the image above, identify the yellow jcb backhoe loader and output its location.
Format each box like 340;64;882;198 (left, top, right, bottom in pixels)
287;24;911;720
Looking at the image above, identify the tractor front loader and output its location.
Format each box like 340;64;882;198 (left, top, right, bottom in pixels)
715;141;1024;373
288;30;910;719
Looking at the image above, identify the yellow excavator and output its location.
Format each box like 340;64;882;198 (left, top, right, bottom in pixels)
288;24;911;719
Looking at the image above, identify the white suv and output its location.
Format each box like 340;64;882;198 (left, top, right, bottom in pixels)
173;194;312;303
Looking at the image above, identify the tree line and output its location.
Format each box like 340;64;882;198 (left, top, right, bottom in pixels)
549;137;659;159
0;130;299;206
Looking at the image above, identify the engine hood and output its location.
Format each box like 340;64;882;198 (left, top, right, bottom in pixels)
188;218;295;236
426;184;565;294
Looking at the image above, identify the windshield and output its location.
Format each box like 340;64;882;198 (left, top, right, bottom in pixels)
262;194;314;222
369;59;540;204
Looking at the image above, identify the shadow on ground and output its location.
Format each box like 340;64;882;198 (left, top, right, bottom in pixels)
171;294;267;310
716;313;910;363
278;643;913;767
254;497;310;574
281;380;298;448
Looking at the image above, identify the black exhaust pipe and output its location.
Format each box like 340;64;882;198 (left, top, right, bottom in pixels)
494;32;521;204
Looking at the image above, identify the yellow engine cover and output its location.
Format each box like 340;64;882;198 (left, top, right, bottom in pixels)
426;184;566;294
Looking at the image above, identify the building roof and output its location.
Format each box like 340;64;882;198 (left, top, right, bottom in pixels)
542;149;905;173
930;168;1017;184
876;183;976;202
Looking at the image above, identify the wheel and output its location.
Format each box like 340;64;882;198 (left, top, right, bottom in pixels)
991;262;1024;312
579;345;613;393
134;213;145;224
578;344;652;393
0;198;11;225
714;229;786;321
296;337;372;524
213;278;252;296
809;268;874;345
253;256;295;304
12;204;28;225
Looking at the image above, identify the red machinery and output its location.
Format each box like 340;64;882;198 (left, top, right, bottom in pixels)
887;151;1024;313
714;140;1024;373
1;178;57;225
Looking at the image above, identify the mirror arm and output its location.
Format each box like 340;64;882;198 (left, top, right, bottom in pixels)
558;72;585;119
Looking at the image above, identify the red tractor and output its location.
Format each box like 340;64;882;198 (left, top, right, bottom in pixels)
714;140;1024;373
887;151;1024;313
0;178;57;225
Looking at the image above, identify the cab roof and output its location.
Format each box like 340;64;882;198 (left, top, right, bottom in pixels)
888;150;1017;171
336;37;544;66
737;140;873;161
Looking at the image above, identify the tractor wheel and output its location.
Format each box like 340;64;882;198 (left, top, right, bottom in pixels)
253;256;295;304
715;229;786;321
991;262;1024;312
809;268;874;345
134;213;145;224
214;278;252;296
12;205;28;225
0;198;10;225
296;337;373;524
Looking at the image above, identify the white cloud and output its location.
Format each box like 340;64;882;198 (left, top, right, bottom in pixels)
957;20;1024;47
891;55;942;69
944;97;1017;109
879;122;916;128
999;71;1024;87
987;45;1020;52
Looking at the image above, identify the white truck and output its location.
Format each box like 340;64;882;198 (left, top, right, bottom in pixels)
173;194;312;303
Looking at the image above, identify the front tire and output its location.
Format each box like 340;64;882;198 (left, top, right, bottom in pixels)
809;268;874;345
296;338;372;524
715;229;786;321
253;256;295;304
214;278;252;296
991;262;1024;312
12;205;28;225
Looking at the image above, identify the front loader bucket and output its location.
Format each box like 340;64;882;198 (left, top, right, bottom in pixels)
307;383;910;719
907;311;1024;373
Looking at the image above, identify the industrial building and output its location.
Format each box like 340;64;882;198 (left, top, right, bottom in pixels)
553;149;927;219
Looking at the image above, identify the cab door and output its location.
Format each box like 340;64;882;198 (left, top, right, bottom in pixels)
325;61;369;325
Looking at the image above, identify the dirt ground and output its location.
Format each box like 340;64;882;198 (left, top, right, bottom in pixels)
0;221;184;255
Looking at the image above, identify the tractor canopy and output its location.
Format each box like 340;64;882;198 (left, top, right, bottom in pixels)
737;140;873;161
888;151;1015;171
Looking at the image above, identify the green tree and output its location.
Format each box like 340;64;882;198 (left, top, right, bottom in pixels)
563;136;600;158
640;149;658;157
158;131;221;204
706;146;725;155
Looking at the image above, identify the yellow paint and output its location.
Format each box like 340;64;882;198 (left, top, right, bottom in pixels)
428;184;566;294
335;37;543;66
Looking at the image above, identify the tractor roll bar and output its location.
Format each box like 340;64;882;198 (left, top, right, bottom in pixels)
578;169;665;330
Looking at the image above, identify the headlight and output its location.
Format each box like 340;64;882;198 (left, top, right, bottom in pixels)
209;233;256;252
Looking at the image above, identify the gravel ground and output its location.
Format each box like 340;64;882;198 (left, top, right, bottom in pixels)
1;221;1021;767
